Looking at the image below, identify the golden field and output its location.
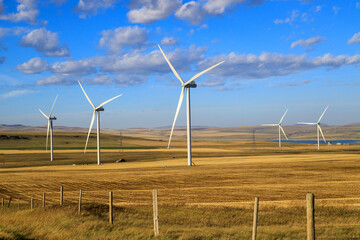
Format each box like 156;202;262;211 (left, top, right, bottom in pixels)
1;131;360;239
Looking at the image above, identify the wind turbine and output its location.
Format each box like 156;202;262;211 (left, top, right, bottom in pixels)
298;106;329;150
39;95;58;161
78;81;122;165
262;109;289;147
158;44;224;166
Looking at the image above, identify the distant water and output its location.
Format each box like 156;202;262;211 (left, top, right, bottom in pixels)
270;140;360;145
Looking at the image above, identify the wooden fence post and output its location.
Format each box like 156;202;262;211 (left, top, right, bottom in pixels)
307;193;315;240
18;199;20;210
7;197;12;208
152;189;159;236
78;189;82;213
60;186;63;206
43;193;46;208
1;198;3;207
252;197;259;240
109;192;113;224
31;198;34;210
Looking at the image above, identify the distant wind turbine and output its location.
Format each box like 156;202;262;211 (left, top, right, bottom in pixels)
158;44;224;166
78;81;122;165
298;106;329;150
39;95;58;161
262;109;289;147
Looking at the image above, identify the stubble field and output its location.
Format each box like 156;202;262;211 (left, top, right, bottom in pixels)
1;131;360;239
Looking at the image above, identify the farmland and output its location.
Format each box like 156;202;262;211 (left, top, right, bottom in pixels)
1;130;360;239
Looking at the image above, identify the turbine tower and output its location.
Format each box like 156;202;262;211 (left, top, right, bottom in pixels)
39;95;58;161
298;106;329;150
78;81;122;165
158;44;224;166
262;109;289;147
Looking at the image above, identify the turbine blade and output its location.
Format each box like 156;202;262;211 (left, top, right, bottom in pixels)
279;125;288;140
261;124;278;126
78;81;95;109
318;125;326;143
158;44;184;84
46;120;50;151
279;109;288;124
49;95;58;117
167;87;185;148
84;111;96;152
98;94;122;108
39;109;49;119
185;61;225;85
318;105;329;123
297;122;317;125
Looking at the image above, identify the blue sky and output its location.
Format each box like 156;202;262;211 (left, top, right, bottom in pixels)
0;0;359;129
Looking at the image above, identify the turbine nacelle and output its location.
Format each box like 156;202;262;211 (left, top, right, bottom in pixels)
95;107;104;112
50;116;57;120
184;81;197;88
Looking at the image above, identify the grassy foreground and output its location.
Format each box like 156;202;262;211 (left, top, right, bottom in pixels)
1;200;360;239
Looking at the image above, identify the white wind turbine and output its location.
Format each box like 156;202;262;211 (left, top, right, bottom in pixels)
262;109;289;147
298;106;329;150
158;44;224;166
39;95;58;161
78;81;122;165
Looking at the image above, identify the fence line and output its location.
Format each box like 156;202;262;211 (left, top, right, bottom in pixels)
1;189;319;237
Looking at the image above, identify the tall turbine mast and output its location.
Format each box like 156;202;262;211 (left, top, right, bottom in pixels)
39;95;58;161
78;81;122;165
262;109;289;147
158;44;224;166
298;106;328;150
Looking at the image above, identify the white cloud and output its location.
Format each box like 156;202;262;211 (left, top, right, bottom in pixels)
31;46;207;86
20;28;70;57
175;1;207;25
16;57;50;74
198;52;360;79
127;0;181;24
204;0;244;15
74;0;117;19
0;0;39;24
0;27;29;49
0;0;4;14
0;89;35;99
86;74;147;87
51;59;96;76
332;6;340;15
99;26;148;54
175;0;266;25
290;36;325;49
160;37;179;46
274;10;299;24
347;32;360;44
314;5;321;12
98;45;207;74
36;75;75;86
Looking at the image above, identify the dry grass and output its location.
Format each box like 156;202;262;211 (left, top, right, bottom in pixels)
1;132;360;239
